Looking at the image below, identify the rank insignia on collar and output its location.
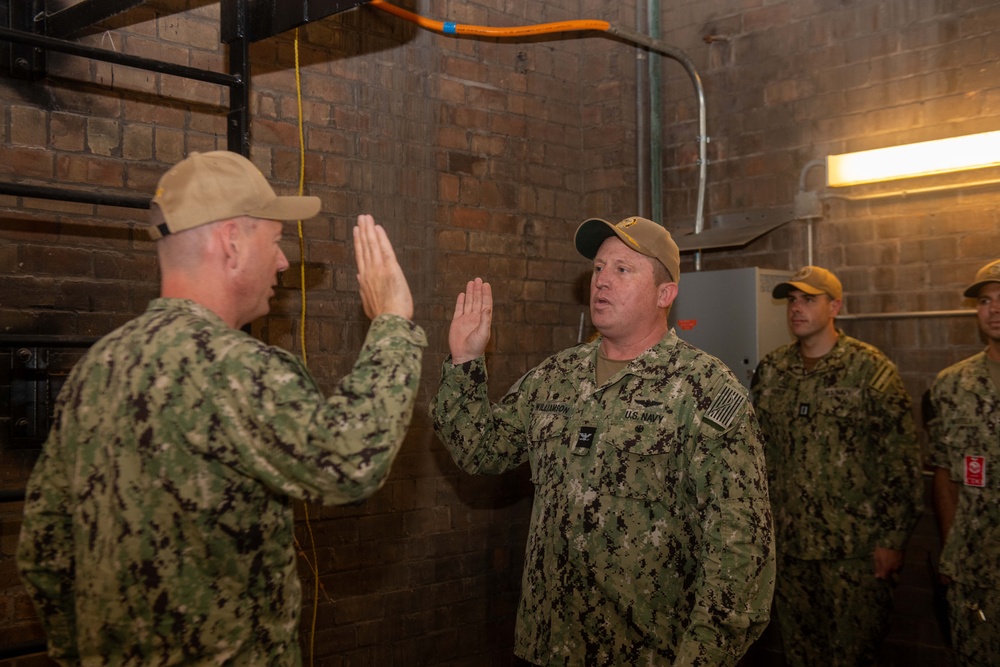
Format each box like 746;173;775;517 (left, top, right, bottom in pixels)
798;403;810;417
572;426;597;456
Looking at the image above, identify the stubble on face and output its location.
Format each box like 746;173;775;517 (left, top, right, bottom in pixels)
238;218;289;326
786;291;839;344
589;237;671;353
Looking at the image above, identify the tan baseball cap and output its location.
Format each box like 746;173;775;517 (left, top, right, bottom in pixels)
575;216;681;283
963;259;1000;297
148;151;321;240
773;265;843;301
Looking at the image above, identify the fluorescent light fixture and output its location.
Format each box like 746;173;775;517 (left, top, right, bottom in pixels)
826;130;1000;187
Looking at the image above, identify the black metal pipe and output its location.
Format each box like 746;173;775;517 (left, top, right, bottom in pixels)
0;334;100;347
0;639;47;661
0;26;242;87
0;182;149;209
0;489;26;504
46;0;148;40
228;0;251;155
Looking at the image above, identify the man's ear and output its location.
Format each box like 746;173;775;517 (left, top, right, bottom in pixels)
658;281;679;309
216;219;241;269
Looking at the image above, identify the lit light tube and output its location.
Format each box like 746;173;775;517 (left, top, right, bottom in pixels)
826;130;1000;187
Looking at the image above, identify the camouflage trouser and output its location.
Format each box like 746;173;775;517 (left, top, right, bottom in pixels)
774;554;892;667
947;582;1000;667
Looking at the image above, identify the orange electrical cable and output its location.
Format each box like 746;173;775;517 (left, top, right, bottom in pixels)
368;0;610;37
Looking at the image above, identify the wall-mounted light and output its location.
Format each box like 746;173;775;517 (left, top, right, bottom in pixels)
826;130;1000;187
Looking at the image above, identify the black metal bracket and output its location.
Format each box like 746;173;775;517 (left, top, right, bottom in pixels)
0;0;383;208
9;346;50;444
221;0;370;44
6;0;45;80
2;335;98;448
4;0;161;80
0;0;254;207
46;0;148;40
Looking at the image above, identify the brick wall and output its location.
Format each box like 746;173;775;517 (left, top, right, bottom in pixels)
2;0;998;664
0;0;599;664
654;2;1000;665
657;0;1000;379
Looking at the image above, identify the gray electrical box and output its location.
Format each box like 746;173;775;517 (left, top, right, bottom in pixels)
669;267;794;388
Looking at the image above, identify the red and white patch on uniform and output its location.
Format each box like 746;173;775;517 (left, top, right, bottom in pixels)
964;455;986;487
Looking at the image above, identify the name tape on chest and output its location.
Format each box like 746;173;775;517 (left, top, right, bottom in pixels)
704;384;746;431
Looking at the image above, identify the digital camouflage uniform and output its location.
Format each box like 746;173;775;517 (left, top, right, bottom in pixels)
929;352;1000;667
17;298;426;667
752;330;922;667
431;330;775;667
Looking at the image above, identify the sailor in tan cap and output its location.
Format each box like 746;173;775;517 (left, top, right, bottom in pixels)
929;258;1000;667
432;215;774;665
753;264;922;667
17;150;426;665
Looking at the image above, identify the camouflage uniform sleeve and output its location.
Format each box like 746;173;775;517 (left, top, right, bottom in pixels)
927;374;951;471
211;313;426;505
866;357;923;551
429;357;529;475
674;379;776;666
16;419;79;666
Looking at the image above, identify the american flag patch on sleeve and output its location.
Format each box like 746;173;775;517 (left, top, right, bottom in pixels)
704;384;746;431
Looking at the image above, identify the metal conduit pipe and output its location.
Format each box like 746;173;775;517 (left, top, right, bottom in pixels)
368;1;709;264
0;182;149;210
799;159;976;320
635;8;649;219
837;310;975;321
605;24;707;269
647;0;664;234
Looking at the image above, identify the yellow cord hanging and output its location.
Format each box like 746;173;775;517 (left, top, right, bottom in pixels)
293;27;320;667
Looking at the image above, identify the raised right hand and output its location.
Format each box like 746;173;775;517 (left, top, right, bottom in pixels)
353;214;414;321
449;278;493;364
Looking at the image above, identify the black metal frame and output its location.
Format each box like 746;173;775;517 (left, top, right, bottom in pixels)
0;0;252;210
0;0;376;209
2;333;99;482
0;334;99;661
46;0;149;40
0;10;247;658
0;2;367;662
222;0;369;44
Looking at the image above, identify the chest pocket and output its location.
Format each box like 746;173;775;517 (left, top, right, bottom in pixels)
816;386;863;419
754;385;790;417
527;408;573;486
596;405;684;501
